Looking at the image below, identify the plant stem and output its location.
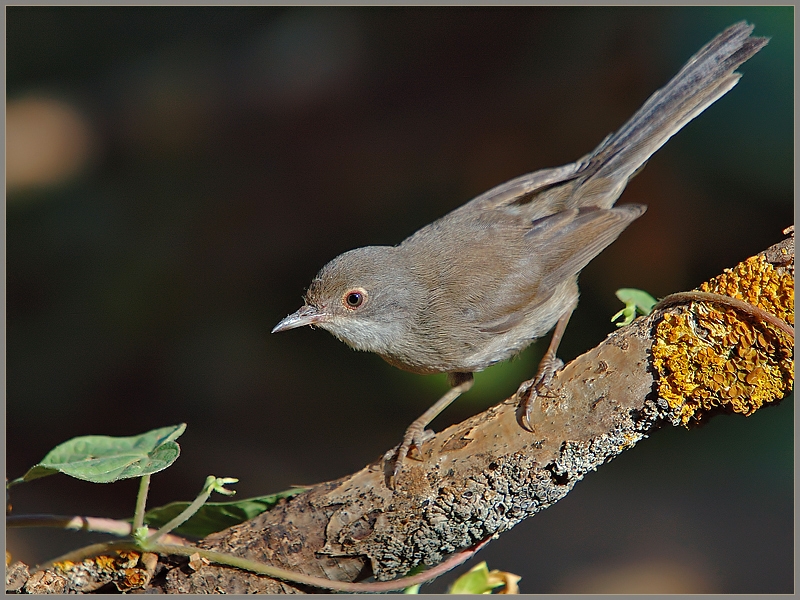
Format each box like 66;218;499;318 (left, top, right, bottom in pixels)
145;476;214;545
132;474;151;533
7;514;133;536
6;513;189;547
37;540;140;571
151;535;493;593
30;520;491;592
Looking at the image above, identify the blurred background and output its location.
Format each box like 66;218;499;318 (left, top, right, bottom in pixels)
6;6;793;593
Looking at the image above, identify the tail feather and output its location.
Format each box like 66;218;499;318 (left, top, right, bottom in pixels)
578;22;768;200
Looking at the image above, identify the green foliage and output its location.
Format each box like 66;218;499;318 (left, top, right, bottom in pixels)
143;487;307;538
11;424;185;485
406;561;520;594
447;561;518;594
611;288;658;327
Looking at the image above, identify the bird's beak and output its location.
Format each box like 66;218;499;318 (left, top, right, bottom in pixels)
272;305;326;333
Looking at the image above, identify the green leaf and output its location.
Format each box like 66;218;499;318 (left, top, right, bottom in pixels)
13;424;186;485
143;487;307;538
615;288;658;312
612;288;658;327
448;562;505;594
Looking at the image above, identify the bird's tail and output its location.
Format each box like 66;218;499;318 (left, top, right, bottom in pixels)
577;21;767;205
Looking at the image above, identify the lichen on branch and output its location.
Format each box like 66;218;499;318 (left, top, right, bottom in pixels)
652;253;794;425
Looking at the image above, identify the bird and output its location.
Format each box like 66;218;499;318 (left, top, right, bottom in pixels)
272;22;767;482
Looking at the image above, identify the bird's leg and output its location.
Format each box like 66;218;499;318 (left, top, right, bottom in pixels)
387;372;474;485
517;308;574;432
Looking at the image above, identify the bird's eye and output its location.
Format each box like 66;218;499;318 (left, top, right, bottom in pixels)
343;289;366;309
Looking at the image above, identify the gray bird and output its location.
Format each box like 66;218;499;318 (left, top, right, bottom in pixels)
273;22;767;481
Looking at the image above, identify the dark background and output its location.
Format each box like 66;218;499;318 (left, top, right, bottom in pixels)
6;6;793;593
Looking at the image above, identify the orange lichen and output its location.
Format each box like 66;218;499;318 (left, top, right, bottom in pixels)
652;254;794;425
118;567;150;591
700;254;794;326
93;554;117;572
53;550;150;592
618;432;644;451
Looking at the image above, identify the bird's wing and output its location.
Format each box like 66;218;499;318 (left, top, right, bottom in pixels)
465;204;645;334
526;204;646;291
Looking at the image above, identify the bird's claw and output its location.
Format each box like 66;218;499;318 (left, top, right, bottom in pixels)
516;357;564;432
385;427;434;488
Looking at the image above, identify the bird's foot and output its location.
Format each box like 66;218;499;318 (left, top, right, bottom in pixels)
516;356;564;432
384;425;435;488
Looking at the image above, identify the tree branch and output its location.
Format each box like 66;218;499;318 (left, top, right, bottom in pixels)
11;231;793;594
